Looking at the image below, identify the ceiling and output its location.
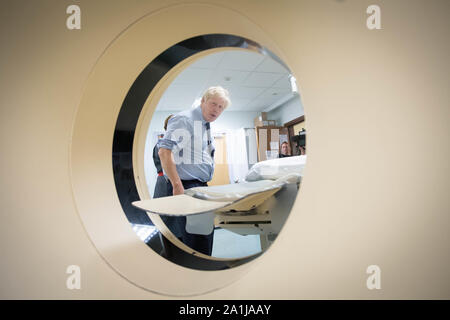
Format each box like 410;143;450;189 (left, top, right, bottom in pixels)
156;50;295;112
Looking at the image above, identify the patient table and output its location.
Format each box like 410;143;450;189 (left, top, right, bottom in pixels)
133;156;306;254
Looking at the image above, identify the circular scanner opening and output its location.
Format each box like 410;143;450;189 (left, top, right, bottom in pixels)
112;34;307;271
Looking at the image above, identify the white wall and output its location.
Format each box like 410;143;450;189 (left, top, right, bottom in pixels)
211;110;259;133
267;95;304;126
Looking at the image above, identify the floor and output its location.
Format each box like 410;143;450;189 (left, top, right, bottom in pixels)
211;228;262;258
133;223;262;259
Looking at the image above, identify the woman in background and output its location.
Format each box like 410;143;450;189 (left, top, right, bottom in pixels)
152;115;173;198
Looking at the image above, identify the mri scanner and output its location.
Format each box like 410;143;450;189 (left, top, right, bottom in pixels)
133;156;306;263
1;0;449;299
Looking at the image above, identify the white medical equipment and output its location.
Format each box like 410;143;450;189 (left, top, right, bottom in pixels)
133;155;306;252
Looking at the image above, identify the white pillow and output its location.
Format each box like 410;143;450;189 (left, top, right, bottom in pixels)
245;155;307;181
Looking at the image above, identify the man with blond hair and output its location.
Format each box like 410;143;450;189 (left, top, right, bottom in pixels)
157;86;230;256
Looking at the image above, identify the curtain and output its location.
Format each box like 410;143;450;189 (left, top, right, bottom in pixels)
225;128;249;183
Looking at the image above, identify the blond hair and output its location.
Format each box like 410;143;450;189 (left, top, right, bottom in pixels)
201;86;231;109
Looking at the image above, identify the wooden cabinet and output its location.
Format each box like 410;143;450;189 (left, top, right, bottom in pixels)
284;116;306;156
255;126;289;161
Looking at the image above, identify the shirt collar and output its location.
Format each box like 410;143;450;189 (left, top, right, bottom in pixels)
193;105;207;125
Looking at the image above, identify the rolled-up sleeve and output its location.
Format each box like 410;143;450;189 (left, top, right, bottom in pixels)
158;115;190;151
158;137;177;151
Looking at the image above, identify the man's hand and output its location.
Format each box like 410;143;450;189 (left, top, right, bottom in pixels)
158;147;184;196
172;182;185;196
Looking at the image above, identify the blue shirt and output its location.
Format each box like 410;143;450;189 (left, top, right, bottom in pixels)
158;106;215;182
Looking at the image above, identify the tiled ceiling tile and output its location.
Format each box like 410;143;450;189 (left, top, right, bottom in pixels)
172;67;212;85
189;51;225;68
244;72;285;88
206;69;250;87
227;86;266;100
272;74;291;89
217;50;265;71
254;56;289;73
154;50;294;113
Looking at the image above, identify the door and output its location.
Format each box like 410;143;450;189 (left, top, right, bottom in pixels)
209;135;230;186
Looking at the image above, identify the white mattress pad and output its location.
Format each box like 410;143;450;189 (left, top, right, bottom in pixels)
185;173;301;202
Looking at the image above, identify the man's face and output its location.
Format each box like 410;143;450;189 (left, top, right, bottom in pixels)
281;143;289;155
200;95;226;122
